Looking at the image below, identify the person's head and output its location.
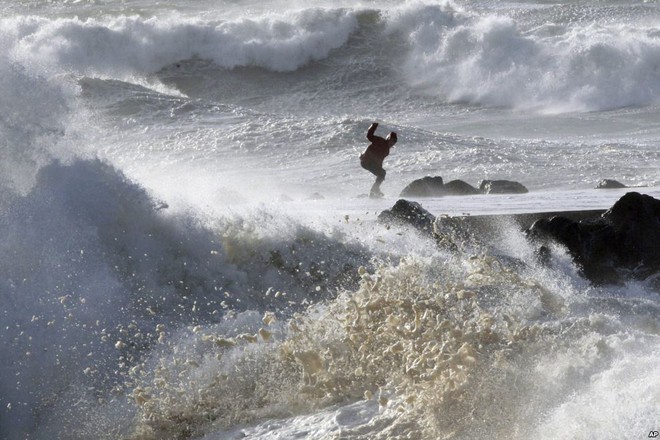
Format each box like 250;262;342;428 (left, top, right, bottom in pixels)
386;132;397;147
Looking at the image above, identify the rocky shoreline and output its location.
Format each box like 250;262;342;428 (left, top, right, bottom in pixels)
379;191;660;287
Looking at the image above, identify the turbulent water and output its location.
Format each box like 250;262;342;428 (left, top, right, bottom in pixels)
2;0;660;439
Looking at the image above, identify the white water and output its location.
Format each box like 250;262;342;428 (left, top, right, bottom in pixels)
1;1;659;439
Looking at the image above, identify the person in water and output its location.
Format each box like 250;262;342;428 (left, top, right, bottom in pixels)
360;122;397;198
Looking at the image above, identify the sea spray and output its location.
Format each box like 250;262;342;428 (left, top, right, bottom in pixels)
112;246;623;439
108;226;660;440
389;2;660;112
0;157;382;439
0;60;73;193
2;1;660;439
2;9;359;78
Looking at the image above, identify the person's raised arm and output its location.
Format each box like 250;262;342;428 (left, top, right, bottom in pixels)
367;122;378;141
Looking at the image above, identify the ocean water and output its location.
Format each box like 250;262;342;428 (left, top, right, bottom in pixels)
1;0;660;438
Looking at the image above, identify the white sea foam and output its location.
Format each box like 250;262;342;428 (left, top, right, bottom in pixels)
108;247;659;440
2;1;660;439
0;54;74;193
0;158;386;439
390;2;660;112
531;336;660;440
4;2;660;114
2;8;358;78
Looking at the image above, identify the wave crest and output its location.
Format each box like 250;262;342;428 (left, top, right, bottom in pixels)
392;2;660;112
3;8;358;76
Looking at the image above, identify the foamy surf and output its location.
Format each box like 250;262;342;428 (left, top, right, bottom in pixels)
1;0;659;439
116;246;659;440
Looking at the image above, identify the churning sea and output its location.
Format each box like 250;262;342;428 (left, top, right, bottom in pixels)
1;0;659;438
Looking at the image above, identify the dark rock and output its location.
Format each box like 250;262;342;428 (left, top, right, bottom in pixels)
479;180;528;194
596;179;627;189
443;180;480;196
400;176;444;197
602;192;660;267
378;199;436;234
526;192;660;284
527;215;618;283
433;215;483;253
400;177;507;197
527;216;584;254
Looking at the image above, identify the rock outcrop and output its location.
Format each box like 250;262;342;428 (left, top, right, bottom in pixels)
377;199;436;234
399;176;445;197
400;176;526;197
526;192;660;284
399;177;479;197
595;179;627;189
443;180;481;196
480;180;528;194
379;192;660;286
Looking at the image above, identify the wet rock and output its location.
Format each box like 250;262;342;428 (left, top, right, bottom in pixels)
378;199;436;234
595;179;627;189
602;191;660;268
526;192;660;284
400;176;519;197
479;180;528;194
399;176;444;197
443;180;480;196
398;176;480;197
